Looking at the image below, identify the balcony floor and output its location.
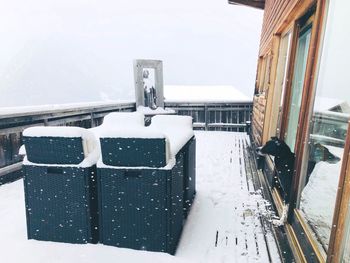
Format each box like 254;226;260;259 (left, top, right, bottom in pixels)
0;131;280;263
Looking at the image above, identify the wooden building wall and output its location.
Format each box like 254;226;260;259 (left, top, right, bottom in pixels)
252;0;314;145
259;0;299;56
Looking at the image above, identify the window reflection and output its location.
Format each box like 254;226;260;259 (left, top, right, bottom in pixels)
285;25;312;152
299;97;347;250
297;0;350;253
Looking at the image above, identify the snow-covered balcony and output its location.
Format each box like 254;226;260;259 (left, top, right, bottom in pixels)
0;88;288;262
0;130;282;263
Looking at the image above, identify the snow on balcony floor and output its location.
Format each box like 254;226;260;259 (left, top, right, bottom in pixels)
0;131;279;263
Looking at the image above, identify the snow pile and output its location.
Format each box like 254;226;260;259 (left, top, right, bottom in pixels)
22;126;100;168
102;111;145;128
151;115;193;130
300;145;344;248
164;85;252;103
150;115;194;156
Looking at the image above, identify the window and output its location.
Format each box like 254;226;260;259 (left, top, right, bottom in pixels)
284;24;312;152
296;0;350;255
267;32;292;138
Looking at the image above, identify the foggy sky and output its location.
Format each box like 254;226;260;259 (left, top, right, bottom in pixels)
0;0;263;107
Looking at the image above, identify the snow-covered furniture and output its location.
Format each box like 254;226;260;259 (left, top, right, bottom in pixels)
99;129;170;167
136;106;176;126
97;121;194;254
150;115;196;218
22;126;99;244
101;111;145;128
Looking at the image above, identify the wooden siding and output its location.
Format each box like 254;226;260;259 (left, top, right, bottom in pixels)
259;0;315;56
251;0;317;145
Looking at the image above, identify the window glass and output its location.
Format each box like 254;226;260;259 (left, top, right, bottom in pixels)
268;32;292;138
297;0;350;253
285;25;312;152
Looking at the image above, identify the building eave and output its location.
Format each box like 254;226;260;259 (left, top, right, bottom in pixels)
228;0;265;10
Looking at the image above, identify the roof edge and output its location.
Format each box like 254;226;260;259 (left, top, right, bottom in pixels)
228;0;265;10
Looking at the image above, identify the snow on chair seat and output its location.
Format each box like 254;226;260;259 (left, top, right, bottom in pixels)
98;127;171;168
22;126;99;166
101;111;145;128
150;115;194;157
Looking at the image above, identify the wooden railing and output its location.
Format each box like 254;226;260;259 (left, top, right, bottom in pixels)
0;100;252;184
0;102;135;184
164;101;253;132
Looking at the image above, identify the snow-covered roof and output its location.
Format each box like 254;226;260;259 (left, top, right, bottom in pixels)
313;97;348;112
164;85;252;103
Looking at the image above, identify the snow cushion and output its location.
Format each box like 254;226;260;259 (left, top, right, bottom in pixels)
102;111;145;128
150;115;194;156
98;127;171;168
22;126;99;166
151;115;193;130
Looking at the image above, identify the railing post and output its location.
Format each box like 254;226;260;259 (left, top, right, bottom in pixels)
204;104;208;131
91;112;95;128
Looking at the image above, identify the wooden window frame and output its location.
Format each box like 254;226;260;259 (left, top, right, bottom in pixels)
280;0;334;262
260;0;329;261
327;122;350;262
262;29;294;144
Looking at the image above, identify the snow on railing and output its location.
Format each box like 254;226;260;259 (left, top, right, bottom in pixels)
164;101;253;132
0;100;253;183
0;101;136;183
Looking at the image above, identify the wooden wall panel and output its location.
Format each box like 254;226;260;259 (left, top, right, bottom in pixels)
259;0;314;56
252;0;316;145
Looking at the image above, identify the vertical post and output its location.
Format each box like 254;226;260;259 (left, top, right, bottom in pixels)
90;112;95;128
204;104;208;131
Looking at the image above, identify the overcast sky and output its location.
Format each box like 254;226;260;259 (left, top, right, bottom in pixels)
0;0;263;107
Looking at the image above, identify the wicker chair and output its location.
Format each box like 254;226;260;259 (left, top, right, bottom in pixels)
150;115;196;218
97;126;187;254
22;126;99;244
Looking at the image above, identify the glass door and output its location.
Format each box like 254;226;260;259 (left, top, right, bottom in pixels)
295;0;350;257
284;24;312;153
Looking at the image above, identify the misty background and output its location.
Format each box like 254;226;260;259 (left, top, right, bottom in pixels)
0;0;263;107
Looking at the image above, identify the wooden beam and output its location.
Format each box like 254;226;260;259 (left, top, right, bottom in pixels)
228;0;265;10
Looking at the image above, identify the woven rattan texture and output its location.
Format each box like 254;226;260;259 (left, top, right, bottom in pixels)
168;153;185;253
97;164;184;254
183;137;196;218
23;136;84;164
100;138;166;167
23;165;98;244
